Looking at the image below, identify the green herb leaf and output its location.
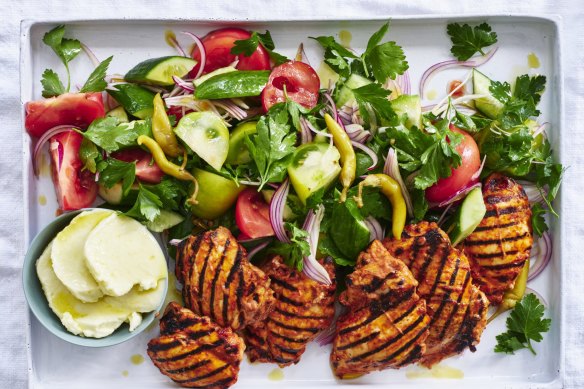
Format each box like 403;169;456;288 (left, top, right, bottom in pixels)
245;102;297;189
366;22;390;52
363;40;408;84
531;203;549;237
447;22;498;61
80;56;113;93
84;117;151;153
40;69;66;97
310;35;358;78
494;293;551;355
143;180;186;211
42;25;81;91
351;83;397;125
98;158;136;196
125;184;163;222
268;223;311;271
232;31;288;65
79;137;100;173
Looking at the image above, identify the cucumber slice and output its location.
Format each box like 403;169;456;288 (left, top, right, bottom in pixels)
391;95;422;129
190;168;245;219
287;143;341;205
336;74;372;107
226;121;257;165
193;66;237;87
174;112;229;171
473;69;504;119
448;187;487;246
107;84;155;119
125;56;197;86
106;106;129;123
144;210;185;232
195;70;270;100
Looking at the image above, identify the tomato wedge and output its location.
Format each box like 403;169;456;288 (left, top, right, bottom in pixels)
50;130;98;211
425;126;481;204
25;93;105;138
190;28;271;76
262;61;320;111
111;148;164;184
235;188;275;239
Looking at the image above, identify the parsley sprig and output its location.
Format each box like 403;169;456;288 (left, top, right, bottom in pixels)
494;293;551;355
311;21;408;84
447;22;498;61
231;30;288;65
41;25;112;97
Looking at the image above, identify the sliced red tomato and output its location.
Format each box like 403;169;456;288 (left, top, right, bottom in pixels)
425;126;481;204
190;28;271;76
50;130;98;211
25;93;105;138
262;61;320;112
235;188;275;239
111;148;164;184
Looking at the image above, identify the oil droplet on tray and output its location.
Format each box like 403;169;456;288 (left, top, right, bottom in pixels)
38;195;47;206
268;368;284;381
528;52;540;69
426;89;438;100
339;30;352;48
165;30;178;48
39;153;50;177
406;364;464;379
130;354;145;365
121;370;129;377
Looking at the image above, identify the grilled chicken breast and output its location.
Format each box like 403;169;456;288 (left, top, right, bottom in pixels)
176;227;275;331
245;256;336;367
462;173;533;304
147;302;245;389
331;241;430;378
383;222;489;367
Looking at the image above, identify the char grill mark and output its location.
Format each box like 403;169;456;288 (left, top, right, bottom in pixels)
463;173;533;304
147;302;245;389
244;256;336;367
382;222;489;367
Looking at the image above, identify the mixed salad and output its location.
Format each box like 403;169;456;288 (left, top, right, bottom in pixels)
26;21;560;354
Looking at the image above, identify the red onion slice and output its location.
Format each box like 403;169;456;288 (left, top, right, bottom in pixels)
383;147;414;217
431;181;482;209
302;205;331;285
166;33;188;57
172;75;195;92
33;125;81;176
517;180;548;204
528;231;552;281
269;179;291;243
301;116;332;139
248;239;272;260
295;43;311;65
80;43;100;68
351;141;378;170
299;117;314;144
363;216;384;242
471;155;487;182
49;139;64;172
533;122;550;139
315;320;336;346
182;32;206;80
419;47;498;98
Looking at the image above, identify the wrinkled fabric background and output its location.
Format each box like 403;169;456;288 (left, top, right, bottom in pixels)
1;0;582;387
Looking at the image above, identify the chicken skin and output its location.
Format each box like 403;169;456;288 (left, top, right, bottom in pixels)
383;222;489;367
462;173;533;304
331;240;430;378
245;256;336;367
147;302;245;389
175;227;275;331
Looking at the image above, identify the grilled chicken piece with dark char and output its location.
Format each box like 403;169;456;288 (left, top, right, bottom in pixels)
147;302;245;389
383;222;489;367
331;240;430;378
462;173;533;304
176;227;275;331
245;256;336;366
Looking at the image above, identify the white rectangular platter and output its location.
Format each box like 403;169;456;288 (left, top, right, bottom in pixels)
21;15;564;389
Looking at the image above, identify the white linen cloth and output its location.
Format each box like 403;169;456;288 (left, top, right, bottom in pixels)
1;0;582;387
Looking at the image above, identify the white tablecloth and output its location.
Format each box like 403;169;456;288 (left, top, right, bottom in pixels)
2;0;582;387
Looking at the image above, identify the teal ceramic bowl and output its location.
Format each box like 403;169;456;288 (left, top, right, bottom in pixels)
22;209;168;347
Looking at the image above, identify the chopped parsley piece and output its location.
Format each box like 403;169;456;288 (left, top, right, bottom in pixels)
447;22;498;61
